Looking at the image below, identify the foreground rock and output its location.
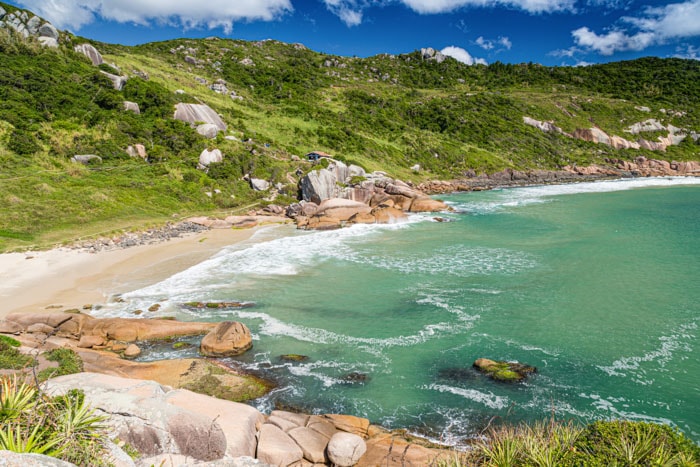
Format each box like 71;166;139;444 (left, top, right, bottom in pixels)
45;373;265;460
473;358;537;382
34;371;456;466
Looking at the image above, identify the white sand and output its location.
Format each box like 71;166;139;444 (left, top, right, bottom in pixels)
0;228;264;318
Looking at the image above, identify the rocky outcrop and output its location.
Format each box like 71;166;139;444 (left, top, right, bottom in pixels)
186;215;290;229
74;43;104;66
0;8;60;47
250;178;271;191
174;103;227;131
1;311;215;342
22;369;454;466
525;116;698;152
45;373;264;461
473;358;537;382
421;47;446;63
296;161;447;229
200;321;253;357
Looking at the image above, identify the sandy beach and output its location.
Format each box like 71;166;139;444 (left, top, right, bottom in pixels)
0;228;270;318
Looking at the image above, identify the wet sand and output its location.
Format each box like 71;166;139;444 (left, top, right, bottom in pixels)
0;228;267;318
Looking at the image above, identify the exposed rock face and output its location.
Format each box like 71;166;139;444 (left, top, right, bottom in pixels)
198;148;223;169
38;22;59;39
327;432;367;467
301;168;338;204
0;451;77;467
421;47;446;63
200;321;253;357
525;116;696;152
197;123;220;139
100;71;127;91
256;424;304;466
74;43;104;66
38;36;58;48
126;144;147;160
71;154;102;165
123;101;140;114
45;373;263;460
250;178;271;191
174;103;227;131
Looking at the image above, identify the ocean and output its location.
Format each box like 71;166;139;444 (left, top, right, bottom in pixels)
96;177;700;444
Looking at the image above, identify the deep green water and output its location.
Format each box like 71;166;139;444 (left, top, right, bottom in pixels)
101;178;700;444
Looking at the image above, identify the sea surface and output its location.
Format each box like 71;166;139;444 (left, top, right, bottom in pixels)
97;177;700;444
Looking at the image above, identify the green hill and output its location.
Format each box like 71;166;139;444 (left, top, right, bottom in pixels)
0;2;699;250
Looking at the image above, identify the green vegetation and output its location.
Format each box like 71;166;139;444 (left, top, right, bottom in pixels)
0;339;33;369
0;375;109;466
439;419;699;466
0;5;699;250
37;348;84;382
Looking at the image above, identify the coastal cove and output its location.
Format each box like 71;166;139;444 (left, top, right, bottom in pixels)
81;177;700;445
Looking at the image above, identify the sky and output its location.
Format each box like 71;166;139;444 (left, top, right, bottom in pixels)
6;0;700;66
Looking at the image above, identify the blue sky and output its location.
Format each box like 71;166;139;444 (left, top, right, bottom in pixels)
7;0;700;66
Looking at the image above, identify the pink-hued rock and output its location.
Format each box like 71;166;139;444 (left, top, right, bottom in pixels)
200;321;252;357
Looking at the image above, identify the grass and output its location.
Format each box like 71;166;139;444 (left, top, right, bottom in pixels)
37;348;84;382
0;340;34;370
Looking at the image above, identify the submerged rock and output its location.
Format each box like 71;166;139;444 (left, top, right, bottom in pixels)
279;354;309;362
473;358;537;382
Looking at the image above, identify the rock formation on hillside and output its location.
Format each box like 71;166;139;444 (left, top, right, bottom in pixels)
174;103;227;131
0;7;59;47
524;116;699;152
74;43;104;66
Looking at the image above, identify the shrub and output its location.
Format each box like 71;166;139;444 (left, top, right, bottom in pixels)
0;375;109;466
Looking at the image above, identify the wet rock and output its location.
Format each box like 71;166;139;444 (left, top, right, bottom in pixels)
279;354;309;362
473;358;537;382
123;344;141;359
342;372;370;384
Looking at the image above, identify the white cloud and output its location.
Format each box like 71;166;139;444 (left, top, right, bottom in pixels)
674;44;700;59
441;46;487;65
476;35;512;50
572;0;700;55
16;0;293;32
402;0;575;14
323;0;365;26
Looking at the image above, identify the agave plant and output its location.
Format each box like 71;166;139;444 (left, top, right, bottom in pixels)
0;374;36;420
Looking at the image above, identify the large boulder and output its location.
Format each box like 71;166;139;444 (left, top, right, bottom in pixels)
300;168;337;204
316;198;372;221
409;196;447;212
174;103;227;131
473;358;537;382
38;22;59;39
327;432;367;466
123;101;140;114
74;43;104;66
198;148;223;169
250;178;271;191
200;321;253;357
256;424;304;466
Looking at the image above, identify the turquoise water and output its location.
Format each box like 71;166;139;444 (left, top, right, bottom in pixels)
99;177;700;444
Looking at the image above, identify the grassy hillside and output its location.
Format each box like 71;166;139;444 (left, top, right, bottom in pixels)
0;5;699;250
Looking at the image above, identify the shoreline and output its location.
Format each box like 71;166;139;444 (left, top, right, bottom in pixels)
0;227;282;319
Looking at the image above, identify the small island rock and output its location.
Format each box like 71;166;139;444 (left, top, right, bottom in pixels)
200;321;253;357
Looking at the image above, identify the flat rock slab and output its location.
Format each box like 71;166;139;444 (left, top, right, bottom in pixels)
256;423;304;466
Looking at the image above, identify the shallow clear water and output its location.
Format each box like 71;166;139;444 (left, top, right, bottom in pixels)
97;177;700;444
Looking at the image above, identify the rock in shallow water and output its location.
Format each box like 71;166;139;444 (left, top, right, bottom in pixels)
473;357;537;382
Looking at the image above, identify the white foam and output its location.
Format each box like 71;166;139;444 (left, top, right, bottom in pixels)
598;321;697;377
425;384;509;410
453;177;700;214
